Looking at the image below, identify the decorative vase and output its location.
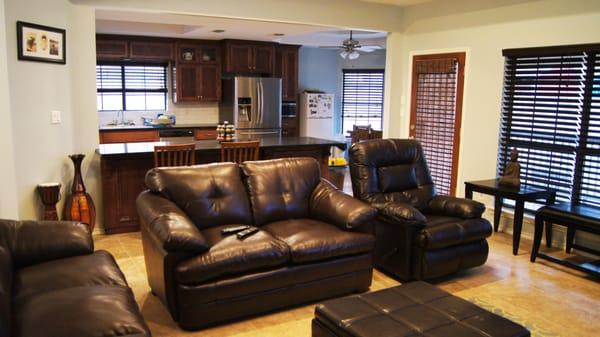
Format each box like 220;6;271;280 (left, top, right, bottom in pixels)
64;154;96;231
37;182;61;220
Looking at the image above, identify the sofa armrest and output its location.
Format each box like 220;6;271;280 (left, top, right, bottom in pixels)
310;180;377;230
426;196;486;219
372;201;427;227
136;191;209;254
0;219;94;267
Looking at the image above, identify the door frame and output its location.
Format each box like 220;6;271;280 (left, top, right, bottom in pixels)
409;52;466;196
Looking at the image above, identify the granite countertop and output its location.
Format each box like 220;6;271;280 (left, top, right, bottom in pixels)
97;135;346;156
98;123;218;131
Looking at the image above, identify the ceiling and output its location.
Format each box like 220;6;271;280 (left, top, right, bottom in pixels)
95;10;387;48
357;0;434;6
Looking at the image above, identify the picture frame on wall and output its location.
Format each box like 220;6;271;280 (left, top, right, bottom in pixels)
17;21;66;64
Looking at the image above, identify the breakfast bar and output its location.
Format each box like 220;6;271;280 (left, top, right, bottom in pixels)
97;136;346;234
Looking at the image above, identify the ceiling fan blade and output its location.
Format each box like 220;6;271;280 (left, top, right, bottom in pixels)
319;46;342;49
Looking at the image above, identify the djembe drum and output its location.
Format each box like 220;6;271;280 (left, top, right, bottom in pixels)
37;182;61;220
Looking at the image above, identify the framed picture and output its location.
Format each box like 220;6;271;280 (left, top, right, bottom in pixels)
17;21;66;64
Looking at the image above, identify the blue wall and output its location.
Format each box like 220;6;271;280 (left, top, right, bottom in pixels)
298;46;386;135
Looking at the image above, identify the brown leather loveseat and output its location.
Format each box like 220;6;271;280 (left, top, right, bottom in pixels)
0;219;150;337
136;158;377;330
349;139;493;280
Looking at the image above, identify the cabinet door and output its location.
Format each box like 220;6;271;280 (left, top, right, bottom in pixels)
199;45;220;63
129;40;174;60
177;43;199;63
281;48;299;101
253;45;275;75
96;39;128;60
177;64;201;102
199;64;221;102
227;44;253;73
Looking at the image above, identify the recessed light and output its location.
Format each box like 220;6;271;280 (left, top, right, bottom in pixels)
212;29;225;33
273;33;285;36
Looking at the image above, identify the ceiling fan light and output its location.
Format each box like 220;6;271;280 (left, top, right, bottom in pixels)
348;51;360;60
340;50;349;59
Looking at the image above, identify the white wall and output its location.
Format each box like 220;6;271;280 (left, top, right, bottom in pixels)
0;0;18;218
385;0;600;199
1;0;98;223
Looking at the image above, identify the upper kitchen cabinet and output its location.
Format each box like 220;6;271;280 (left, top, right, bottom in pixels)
173;41;222;103
223;40;276;75
96;37;129;60
129;40;174;60
96;35;175;61
276;45;300;101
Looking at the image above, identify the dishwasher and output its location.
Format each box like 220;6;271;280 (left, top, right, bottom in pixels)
158;128;195;142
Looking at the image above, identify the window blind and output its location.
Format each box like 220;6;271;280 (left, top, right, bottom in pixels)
96;62;168;111
412;56;462;196
341;69;384;134
499;44;600;207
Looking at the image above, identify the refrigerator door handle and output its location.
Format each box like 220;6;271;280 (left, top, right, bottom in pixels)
258;81;264;124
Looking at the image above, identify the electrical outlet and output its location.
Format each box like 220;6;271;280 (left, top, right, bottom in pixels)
51;110;61;124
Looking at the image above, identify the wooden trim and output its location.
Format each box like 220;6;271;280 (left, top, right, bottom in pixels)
409;52;466;196
503;43;600;57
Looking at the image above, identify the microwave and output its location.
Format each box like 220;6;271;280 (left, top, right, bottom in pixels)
282;102;297;117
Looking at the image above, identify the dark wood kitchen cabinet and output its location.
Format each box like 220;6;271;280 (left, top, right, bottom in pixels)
173;42;221;103
129;40;174;60
96;38;129;60
276;45;300;101
223;40;276;75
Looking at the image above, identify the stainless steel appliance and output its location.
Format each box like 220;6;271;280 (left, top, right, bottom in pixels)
219;77;282;136
158;128;195;142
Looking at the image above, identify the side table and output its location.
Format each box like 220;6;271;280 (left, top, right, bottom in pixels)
465;179;556;255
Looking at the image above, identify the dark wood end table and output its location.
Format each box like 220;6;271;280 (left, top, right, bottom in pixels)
531;203;600;278
465;179;556;255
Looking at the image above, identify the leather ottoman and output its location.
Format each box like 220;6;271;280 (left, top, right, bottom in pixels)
312;281;530;337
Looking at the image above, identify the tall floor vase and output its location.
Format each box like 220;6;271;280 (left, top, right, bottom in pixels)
64;154;96;231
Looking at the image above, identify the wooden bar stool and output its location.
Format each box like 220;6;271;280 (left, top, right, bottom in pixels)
154;143;196;167
221;140;260;163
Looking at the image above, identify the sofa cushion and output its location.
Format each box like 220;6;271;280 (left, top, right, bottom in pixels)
0;245;11;337
418;215;493;249
377;164;418;193
241;158;321;225
14;286;149;337
13;250;127;300
145;163;252;230
176;225;290;284
262;219;374;264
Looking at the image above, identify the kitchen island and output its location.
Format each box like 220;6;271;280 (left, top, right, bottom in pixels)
97;136;346;234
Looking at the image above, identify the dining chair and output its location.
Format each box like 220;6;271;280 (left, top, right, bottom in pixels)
154;143;196;167
220;140;260;163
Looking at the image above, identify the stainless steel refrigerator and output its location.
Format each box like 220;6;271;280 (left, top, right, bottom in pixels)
219;77;282;136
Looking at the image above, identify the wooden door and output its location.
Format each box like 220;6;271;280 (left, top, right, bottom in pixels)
253;45;275;75
199;64;221;102
409;52;465;196
280;47;299;101
227;44;253;73
177;64;200;102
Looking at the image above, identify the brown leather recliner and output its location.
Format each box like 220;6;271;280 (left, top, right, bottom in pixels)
349;139;493;280
136;158;377;330
0;219;150;337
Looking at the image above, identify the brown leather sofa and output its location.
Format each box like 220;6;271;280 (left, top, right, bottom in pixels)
137;158;377;330
349;139;493;280
0;219;150;337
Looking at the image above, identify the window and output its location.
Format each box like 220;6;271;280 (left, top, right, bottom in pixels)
341;69;384;134
498;44;600;207
96;62;168;111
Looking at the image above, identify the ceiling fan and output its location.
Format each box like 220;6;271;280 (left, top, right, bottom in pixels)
320;30;383;60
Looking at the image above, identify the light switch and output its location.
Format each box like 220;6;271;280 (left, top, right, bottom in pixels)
51;110;61;124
